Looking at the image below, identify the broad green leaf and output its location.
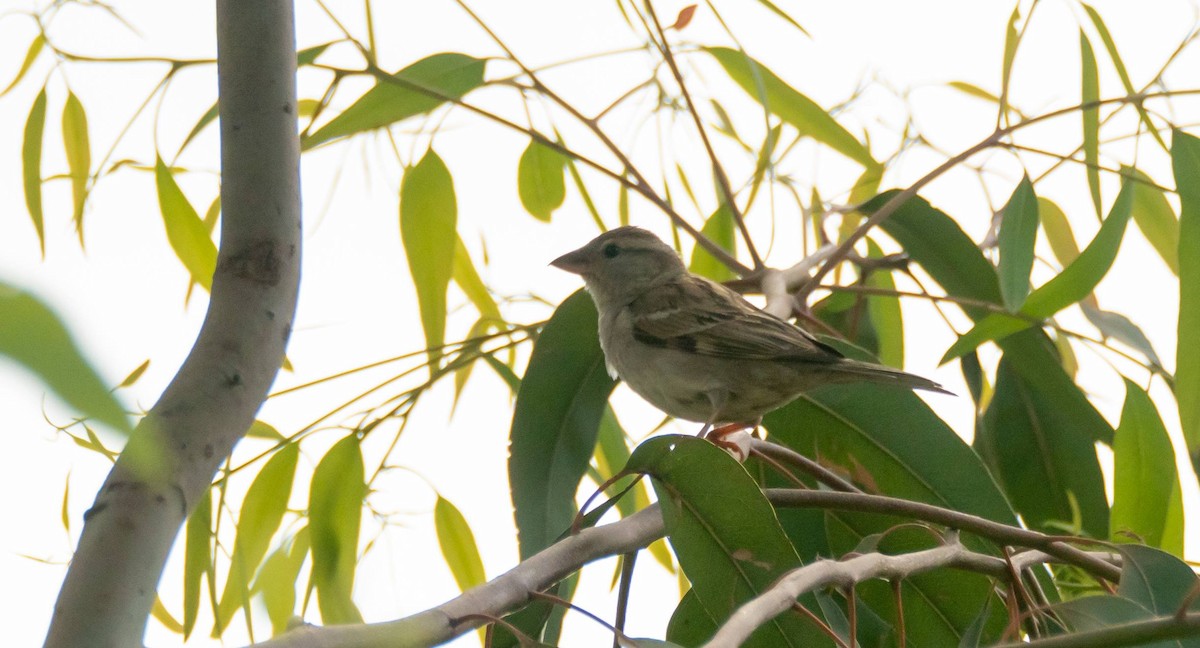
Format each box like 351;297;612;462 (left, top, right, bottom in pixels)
977;357;1108;538
705;47;877;168
434;496;486;592
0;284;130;433
183;489;212;639
1;34;45;97
1037;197;1080;266
62;91;90;238
1082;4;1167;151
214;444;299;633
1112;381;1184;555
1126;166;1179;275
1171;129;1200;472
304;53;487;149
942;180;1133;363
254;528;309;637
155;157;217;291
1050;596;1165;642
509;291;614;558
1081;31;1102;219
400;149;457;373
688;203;736;282
1118;545;1200;616
864;239;903;368
452;237;501;321
628;435;828;647
309;434;365;625
178;102;219;156
517;138;566;222
997;176;1039;311
666;590;719;646
591;407;672;570
23;87;46;255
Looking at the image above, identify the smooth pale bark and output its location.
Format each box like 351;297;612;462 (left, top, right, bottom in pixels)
44;2;300;646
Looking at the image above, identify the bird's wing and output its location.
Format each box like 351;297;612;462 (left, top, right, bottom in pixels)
628;275;843;362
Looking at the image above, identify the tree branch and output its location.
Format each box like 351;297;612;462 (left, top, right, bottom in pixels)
44;3;301;646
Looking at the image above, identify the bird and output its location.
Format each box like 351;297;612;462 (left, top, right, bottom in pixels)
551;226;949;440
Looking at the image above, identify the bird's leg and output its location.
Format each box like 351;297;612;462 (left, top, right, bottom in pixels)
697;390;729;438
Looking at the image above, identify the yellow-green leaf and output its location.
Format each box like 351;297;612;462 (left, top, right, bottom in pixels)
1037;197;1080;267
309;435;365;625
62;91;91;239
23;87;46;255
245;420;285;440
117;359;150;388
179;101;219;156
183;489;212;639
1;34;45;97
0;283;130;434
1082;4;1167;150
1111;380;1184;555
253;527;309;637
517;138;567;222
705;47;877;169
865;240;904;368
1081;31;1101;219
434;496;487;592
400;149;457;373
999;6;1021;118
688;203;736;282
1172;129;1200;472
1125;166;1179;275
155;157;217;291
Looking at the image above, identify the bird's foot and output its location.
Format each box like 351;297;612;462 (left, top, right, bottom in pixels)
703;421;756;462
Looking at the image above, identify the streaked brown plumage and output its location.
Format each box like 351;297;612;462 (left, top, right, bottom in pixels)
552;226;948;427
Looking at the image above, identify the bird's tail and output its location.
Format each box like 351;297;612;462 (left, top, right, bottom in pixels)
836;359;954;396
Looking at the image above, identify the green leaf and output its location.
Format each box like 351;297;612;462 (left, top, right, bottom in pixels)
1081;31;1102;219
452;236;501;322
517;138;567;222
0;283;130;434
688;203;736;282
245;420;285;441
214;444;299;633
254;528;309;637
434;496;487;592
666;590;719;646
618;182;630;226
178;101;219;156
1126;166;1179;275
1112;381;1184;555
183;489;211;639
509;290;615;558
753;0;810;37
297;42;331;66
155;157;217;291
1172;129;1200;472
309;434;365;625
1082;303;1162;368
999;6;1021;115
864;240;903;368
303;53;487;149
23;87;46;255
1;34;45;97
1038;197;1079;267
977;356;1108;537
1082;4;1167;151
997;176;1039;311
1050;596;1164;641
628;435;828;647
705;47;877;169
942;180;1133;363
117;359;150;388
1117;545;1200;615
62;91;91;239
400;149;457;373
565;155;605;230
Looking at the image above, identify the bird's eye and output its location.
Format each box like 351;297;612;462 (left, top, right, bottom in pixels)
602;243;621;258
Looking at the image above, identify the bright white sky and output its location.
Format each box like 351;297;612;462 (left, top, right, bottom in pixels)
1;1;1196;646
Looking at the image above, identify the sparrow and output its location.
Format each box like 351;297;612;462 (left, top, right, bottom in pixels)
551;226;948;434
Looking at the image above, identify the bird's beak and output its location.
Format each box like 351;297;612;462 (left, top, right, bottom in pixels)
550;247;589;275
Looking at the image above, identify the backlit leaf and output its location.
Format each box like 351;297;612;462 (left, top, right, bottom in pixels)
434;496;487;592
997;176;1039;311
23;87;46;254
183;489;211;638
1082;4;1167;150
1111;380;1184;555
117;359;150;388
254;528;309;637
400;149;457;373
155;157;217;291
62;91;91;239
864;239;903;368
1080;31;1101;219
1;34;45;97
1173;129;1200;473
309;434;365;625
688;203;736;282
1037;197;1080;266
517;138;566;222
1126;166;1179;275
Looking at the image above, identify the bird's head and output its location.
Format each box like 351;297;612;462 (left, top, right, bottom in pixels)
551;226;685;307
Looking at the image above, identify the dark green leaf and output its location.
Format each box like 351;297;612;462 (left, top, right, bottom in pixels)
688;203;736;282
309;434;365;625
509;291;615;558
517;138;567;222
1126;166;1179;275
1112;381;1184;555
62;91;90;238
155;157;217;291
214;444;299;633
183;489;211;639
628;435;828;647
864;240;903;368
1171;130;1200;472
434;496;487;592
1051;596;1171;647
1081;31;1102;219
303;53;487;149
997;176;1039;311
977;357;1108;537
1118;545;1199;615
400;149;457;373
22;87;46;254
0;283;130;434
666;590;718;647
705;47;877;168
